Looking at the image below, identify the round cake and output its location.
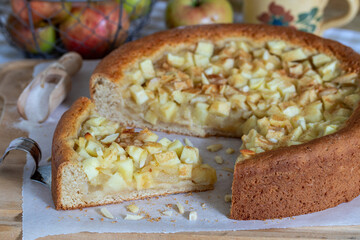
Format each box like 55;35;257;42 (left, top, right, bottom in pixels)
54;24;360;219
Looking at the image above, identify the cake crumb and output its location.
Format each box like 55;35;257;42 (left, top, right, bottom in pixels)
184;138;194;146
100;207;114;219
126;203;140;213
222;167;234;173
176;202;185;214
90;218;94;220
214;155;224;164
225;194;232;202
226;147;235;154
189;211;197;221
100;218;104;221
201;203;206;208
166;204;173;208
162;210;173;216
112;221;117;223
207;144;223;152
125;214;143;220
185;200;189;204
46;206;50;209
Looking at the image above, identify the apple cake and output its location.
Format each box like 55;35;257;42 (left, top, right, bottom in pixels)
88;24;360;220
52;97;216;210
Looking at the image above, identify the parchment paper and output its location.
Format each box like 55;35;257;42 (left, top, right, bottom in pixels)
13;2;360;239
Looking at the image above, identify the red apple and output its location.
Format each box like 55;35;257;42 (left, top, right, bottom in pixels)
165;0;233;28
11;0;71;25
6;16;55;53
59;3;130;59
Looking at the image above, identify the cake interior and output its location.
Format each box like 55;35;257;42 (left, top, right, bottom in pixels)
93;38;360;162
72;111;217;200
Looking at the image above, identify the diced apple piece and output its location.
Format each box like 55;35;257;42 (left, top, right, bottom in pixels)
237;41;250;52
193;102;209;125
195;42;214;57
159;138;172;148
192;164;217;185
344;94;360;109
172;90;185;104
201;73;209;84
146;77;160;91
129;69;145;85
266;129;285;142
291;116;307;130
160;101;178;122
283;105;301;118
267;40;286;55
223;58;234;70
312;53;332;67
269;114;291;128
109;142;126;155
116;158;134;183
143;142;162;154
144;110;158;125
85;140;103;157
194;54;209;67
126;146;147;166
261;91;281;103
101;133;119;144
130;85;149;105
228;74;248;89
137;129;159;142
158;88;168;104
247;92;261;103
241;115;257;135
290;126;303;140
249;77;265;89
178;163;192;179
104;172;128;192
139;59;155;79
82;157;100;181
323;124;338;135
168;140;184;157
318;61;339;81
209;101;231;117
266;78;283;91
252;66;267;78
167;53;185;67
282;48;307;62
154;151;180;166
333;108;352;117
85;117;106;127
304;101;323;123
180;146;200;164
230;94;248;110
134;171;153;190
184;52;195;68
279;82;296;96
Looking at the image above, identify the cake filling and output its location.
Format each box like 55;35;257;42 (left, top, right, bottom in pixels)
73;113;217;194
121;40;360;161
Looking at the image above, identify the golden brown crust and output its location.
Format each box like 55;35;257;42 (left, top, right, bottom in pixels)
90;23;360;97
51;97;93;210
231;104;360;220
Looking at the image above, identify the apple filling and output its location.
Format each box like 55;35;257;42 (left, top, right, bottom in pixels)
73;113;217;194
122;40;360;161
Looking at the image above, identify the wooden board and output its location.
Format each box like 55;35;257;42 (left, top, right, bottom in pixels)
1;61;360;240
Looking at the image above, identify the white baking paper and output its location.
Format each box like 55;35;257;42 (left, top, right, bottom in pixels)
13;2;360;239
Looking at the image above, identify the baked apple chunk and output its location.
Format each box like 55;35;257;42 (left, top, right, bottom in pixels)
52;98;216;210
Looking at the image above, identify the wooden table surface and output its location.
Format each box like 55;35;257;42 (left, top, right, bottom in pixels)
1;1;360;239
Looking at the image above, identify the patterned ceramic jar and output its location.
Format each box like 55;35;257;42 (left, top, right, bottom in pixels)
243;0;359;35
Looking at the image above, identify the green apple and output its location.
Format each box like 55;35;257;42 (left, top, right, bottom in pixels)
165;0;233;29
124;0;151;20
6;16;55;53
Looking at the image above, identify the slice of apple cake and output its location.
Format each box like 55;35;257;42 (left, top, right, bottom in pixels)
52;97;216;210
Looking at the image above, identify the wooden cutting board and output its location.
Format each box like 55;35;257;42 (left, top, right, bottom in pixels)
1;60;360;239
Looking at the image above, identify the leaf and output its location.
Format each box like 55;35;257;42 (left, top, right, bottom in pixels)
297;13;309;23
299;28;310;32
309;24;316;32
310;8;318;18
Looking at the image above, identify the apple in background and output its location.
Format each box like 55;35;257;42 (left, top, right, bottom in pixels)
6;16;55;53
11;0;71;25
165;0;233;28
59;2;130;59
124;0;151;20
